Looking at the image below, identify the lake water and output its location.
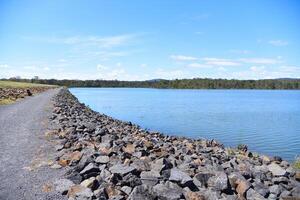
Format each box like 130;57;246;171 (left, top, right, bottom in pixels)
70;88;300;161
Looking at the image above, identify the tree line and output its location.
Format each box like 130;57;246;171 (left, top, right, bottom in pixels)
2;78;300;89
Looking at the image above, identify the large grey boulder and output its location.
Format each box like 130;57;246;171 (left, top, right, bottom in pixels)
169;168;193;185
109;164;136;176
207;171;229;191
268;163;287;176
128;185;156;200
153;181;183;200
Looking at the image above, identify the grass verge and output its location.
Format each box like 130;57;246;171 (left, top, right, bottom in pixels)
293;157;300;170
0;99;15;105
0;80;56;88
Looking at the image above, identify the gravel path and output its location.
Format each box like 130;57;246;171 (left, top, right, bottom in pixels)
0;88;66;200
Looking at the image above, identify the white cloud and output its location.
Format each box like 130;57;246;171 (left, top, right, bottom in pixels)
202;58;240;66
170;55;198;61
140;64;147;68
0;64;9;68
229;49;250;54
269;40;289;46
279;65;300;73
195;31;204;35
43;67;50;71
250;66;265;72
84;51;129;61
23;65;37;70
155;69;191;79
218;67;226;71
188;63;212;68
24;34;137;49
58;59;67;62
239;58;280;64
116;62;122;67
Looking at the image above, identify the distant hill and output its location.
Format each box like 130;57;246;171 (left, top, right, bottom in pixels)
146;79;166;82
2;77;300;89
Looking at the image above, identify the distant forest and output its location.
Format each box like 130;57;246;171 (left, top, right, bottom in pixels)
2;78;300;89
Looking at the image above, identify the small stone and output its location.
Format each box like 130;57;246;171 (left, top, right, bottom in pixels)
80;163;100;176
128;185;156;200
207;171;228;191
236;180;251;197
184;191;205;200
58;159;69;167
295;171;300;181
193;171;214;188
95;155;110;164
105;185;122;199
131;159;151;171
68;185;94;199
140;171;160;186
169;168;193;185
268;163;287;176
53;178;75;194
110;195;125;200
121;186;132;195
55;144;64;151
93;187;107;199
80;177;96;189
151;158;173;173
272;176;289;184
269;185;282;196
70;151;83;162
246;188;266;200
280;190;291;198
153;181;183;200
122;144;135;154
50;163;62;169
109;164;136;176
121;173;142;187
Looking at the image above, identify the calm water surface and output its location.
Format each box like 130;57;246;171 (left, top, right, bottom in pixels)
70;88;300;161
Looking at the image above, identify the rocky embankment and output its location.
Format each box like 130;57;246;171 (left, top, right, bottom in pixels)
49;89;300;200
0;87;51;102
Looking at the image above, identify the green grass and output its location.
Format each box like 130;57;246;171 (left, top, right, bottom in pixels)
0;81;56;88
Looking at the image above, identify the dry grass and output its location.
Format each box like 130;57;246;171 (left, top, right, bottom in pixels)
293;157;300;169
0;80;56;88
0;98;15;105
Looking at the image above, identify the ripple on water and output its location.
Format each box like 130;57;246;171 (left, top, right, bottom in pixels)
70;88;300;161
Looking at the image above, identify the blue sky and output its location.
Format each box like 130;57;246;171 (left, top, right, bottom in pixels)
0;0;300;80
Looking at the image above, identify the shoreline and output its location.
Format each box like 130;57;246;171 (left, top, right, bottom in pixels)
49;88;300;199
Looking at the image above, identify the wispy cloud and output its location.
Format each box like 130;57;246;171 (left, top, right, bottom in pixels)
279;65;300;73
23;34;137;48
155;69;190;79
23;65;37;70
170;55;198;61
269;40;289;46
203;58;240;66
229;49;250;54
239;58;280;64
194;31;204;35
0;64;9;68
188;63;212;68
250;66;266;72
